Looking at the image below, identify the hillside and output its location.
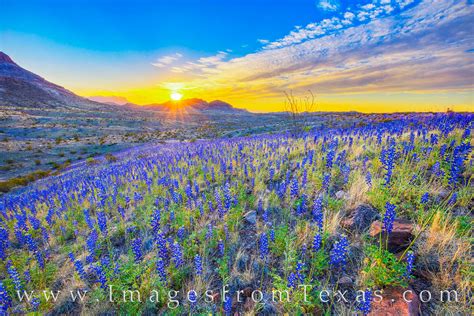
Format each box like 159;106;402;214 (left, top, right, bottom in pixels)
0;112;471;314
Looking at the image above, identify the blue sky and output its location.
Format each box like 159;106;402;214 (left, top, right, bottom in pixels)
1;0;473;112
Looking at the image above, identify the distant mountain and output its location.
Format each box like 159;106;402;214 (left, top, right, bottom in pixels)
88;95;130;105
0;51;111;110
142;98;246;113
0;51;245;115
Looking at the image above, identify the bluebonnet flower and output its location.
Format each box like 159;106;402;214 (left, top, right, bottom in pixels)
7;261;23;291
358;289;373;315
97;211;108;237
300;243;307;259
24;270;31;284
93;264;108;289
380;140;396;186
269;229;275;242
365;171;372;187
223;183;232;210
156;231;168;262
462;128;470;139
156;258;167;283
35;251;45;269
150;209;161;234
322;173;331;191
68;253;86;280
86;229;98;263
131;238;143;262
287;272;297;289
0;226;9;260
449;142;471;187
30;297;40;311
115;205;124;219
312;233;322;252
262;209;269;223
172;242;183;268
0;281;12;313
223;294;232;315
404;251;415;277
83;209;95;229
177;226;185;240
420;192;429;204
326;150;335;169
28;215;41;230
383;202;396;235
206;223;213;240
259;232;269;260
295;261;305;283
194;254;203;276
312;196;323;230
431;162;441;177
215;189;225;218
329;236;349;269
41;227;49;244
448;192;457;205
188;290;197;307
290;178;299;198
218;239;225;256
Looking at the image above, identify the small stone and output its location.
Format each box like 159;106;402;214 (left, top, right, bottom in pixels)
369;219;414;252
237;254;249;272
337;276;353;287
369;286;420;316
243;287;253;297
341;203;380;233
243;211;257;225
335;190;347;199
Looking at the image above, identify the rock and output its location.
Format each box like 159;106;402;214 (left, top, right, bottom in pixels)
46;297;82;316
337;276;353;287
341;204;380;233
437;188;450;200
369;219;414;252
242;287;253;297
237;253;249;272
335;190;347;199
369;286;420;316
51;277;66;292
243;211;257;225
243;297;255;311
210;292;221;303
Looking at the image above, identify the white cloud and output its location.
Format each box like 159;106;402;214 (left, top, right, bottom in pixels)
318;0;339;11
173;0;473;97
152;53;183;68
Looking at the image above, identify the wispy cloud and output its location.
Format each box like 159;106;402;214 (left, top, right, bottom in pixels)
152;53;183;68
318;0;339;11
151;0;473;110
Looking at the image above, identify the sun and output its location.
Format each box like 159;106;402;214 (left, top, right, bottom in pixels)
170;92;183;101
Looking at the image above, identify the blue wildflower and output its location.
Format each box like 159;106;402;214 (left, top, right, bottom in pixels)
358;289;373;315
383;202;396;235
329;236;349;269
194;254;203;276
259;232;269;260
131;238;143;262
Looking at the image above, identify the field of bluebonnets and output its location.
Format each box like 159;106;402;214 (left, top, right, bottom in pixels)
0;113;472;315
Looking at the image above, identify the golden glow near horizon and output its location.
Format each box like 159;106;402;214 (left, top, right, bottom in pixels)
7;1;473;113
170;92;183;101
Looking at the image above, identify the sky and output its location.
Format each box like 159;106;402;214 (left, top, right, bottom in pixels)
1;0;473;112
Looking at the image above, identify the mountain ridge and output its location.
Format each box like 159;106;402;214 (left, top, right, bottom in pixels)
0;51;245;114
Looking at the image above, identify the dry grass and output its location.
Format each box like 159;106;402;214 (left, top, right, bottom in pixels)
346;172;369;209
416;211;472;309
324;207;343;235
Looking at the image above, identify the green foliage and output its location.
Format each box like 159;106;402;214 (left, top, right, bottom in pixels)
360;245;407;288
